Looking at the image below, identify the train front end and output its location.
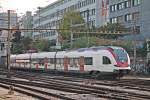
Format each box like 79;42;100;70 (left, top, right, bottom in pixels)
109;47;131;76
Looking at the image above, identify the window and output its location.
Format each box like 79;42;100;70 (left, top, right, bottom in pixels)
125;0;131;8
85;57;93;65
118;2;124;10
117;16;123;23
110;4;117;12
132;12;139;21
91;9;95;15
114;4;117;11
93;0;95;3
110;5;114;12
50;58;54;64
110;17;117;23
125;14;132;22
133;0;141;6
103;56;111;64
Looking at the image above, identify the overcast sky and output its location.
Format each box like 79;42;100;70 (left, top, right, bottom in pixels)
0;0;57;14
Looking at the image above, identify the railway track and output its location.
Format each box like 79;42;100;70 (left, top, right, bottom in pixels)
1;68;150;100
1;77;149;100
0;82;73;100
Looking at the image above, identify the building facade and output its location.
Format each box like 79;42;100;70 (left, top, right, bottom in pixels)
109;0;141;33
32;0;108;48
32;0;150;47
109;0;150;40
0;12;17;29
0;11;18;66
21;11;33;37
140;0;150;39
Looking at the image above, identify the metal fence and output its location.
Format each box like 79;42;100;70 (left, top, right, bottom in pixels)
130;57;150;74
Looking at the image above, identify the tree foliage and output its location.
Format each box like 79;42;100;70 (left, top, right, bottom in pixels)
61;37;98;49
11;43;23;54
59;11;85;40
98;23;127;33
136;41;147;57
22;37;33;50
33;39;50;52
11;37;51;54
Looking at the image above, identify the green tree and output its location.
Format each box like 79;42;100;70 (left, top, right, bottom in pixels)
136;41;147;57
72;37;98;48
98;23;127;33
33;39;50;52
59;11;85;40
22;37;33;51
11;43;23;54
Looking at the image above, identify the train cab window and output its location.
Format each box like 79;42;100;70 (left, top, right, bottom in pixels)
85;57;93;65
103;56;111;64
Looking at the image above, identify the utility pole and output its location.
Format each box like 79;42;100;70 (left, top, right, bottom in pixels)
7;10;11;78
38;7;41;32
146;39;150;74
146;38;150;63
70;19;73;48
133;20;137;71
86;9;89;47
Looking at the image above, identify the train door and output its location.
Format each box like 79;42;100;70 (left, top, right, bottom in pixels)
101;56;113;72
79;56;84;72
44;57;48;70
63;56;68;71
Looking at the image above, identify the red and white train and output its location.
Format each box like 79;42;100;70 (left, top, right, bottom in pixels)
10;46;131;77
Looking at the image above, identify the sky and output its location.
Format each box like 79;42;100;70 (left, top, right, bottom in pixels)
0;0;57;14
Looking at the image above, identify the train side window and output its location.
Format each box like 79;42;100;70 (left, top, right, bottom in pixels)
60;58;63;64
85;57;93;65
56;58;60;64
70;58;74;67
50;58;54;64
103;56;111;64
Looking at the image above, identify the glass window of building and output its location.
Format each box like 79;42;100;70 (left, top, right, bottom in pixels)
92;9;95;15
132;12;139;21
118;2;124;10
110;5;114;12
117;16;124;23
110;4;117;12
125;0;131;8
114;4;117;11
133;0;141;6
110;17;117;23
125;14;132;22
93;0;95;3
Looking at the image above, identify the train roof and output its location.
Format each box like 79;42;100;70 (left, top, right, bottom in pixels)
11;46;125;58
15;53;30;59
65;46;123;53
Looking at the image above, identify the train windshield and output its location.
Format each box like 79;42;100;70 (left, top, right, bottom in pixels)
113;49;128;62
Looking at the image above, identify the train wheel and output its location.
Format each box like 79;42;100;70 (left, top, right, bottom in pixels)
89;71;94;75
94;71;104;80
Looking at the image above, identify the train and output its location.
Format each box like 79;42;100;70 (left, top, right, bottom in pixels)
10;46;131;78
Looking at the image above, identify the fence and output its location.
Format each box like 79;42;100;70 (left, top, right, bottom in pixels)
130;57;150;75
